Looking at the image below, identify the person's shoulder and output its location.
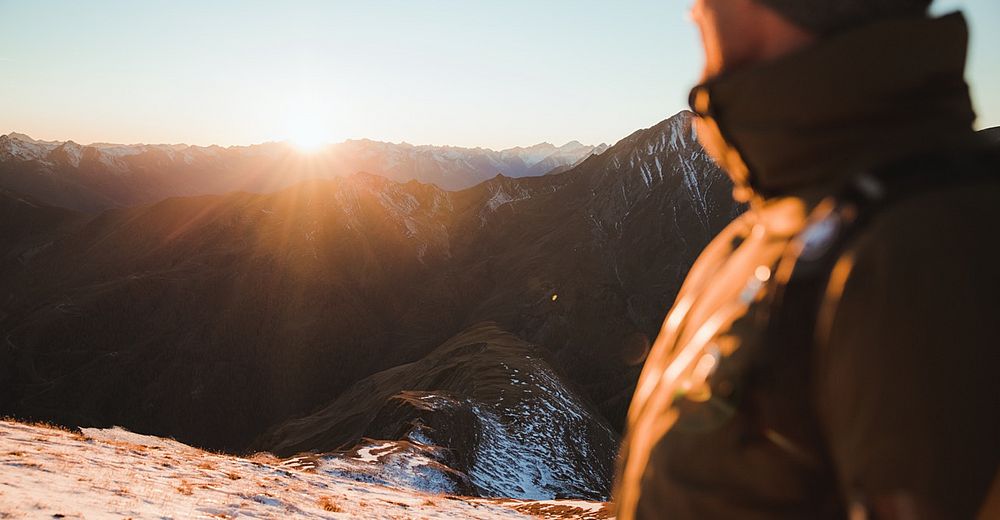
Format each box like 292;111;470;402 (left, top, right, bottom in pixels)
816;162;1000;363
833;162;1000;321
856;170;1000;260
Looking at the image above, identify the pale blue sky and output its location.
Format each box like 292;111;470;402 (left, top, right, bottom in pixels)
0;1;997;149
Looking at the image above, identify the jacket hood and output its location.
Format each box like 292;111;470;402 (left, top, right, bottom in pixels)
689;13;977;201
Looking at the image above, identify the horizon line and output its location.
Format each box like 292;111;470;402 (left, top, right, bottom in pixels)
2;131;615;154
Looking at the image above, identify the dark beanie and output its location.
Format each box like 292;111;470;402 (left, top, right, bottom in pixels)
754;0;933;34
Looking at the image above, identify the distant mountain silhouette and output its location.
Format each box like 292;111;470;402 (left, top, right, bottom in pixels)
0;134;607;212
0;112;742;498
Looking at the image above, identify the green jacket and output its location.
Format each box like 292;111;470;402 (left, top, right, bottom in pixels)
615;13;999;519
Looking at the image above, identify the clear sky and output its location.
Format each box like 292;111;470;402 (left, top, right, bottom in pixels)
1;0;997;149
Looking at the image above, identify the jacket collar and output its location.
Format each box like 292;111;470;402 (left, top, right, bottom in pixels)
690;13;977;201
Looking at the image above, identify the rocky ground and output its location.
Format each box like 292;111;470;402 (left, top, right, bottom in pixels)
0;420;612;519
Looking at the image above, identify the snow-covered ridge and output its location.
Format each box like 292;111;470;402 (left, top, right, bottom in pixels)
254;324;619;503
0;420;613;519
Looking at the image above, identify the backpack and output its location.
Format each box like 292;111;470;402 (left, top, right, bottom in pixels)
758;145;999;511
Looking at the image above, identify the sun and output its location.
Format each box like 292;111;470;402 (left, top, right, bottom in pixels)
283;107;334;153
288;130;329;153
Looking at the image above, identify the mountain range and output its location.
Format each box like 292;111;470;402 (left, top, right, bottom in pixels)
0;132;607;212
0;111;742;500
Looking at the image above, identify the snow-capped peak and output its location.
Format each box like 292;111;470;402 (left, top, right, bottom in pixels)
49;140;84;167
0;133;62;161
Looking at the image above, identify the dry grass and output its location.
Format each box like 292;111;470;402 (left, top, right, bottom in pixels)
317;496;341;512
247;452;280;464
4;418;87;441
20;420;72;432
225;471;241;481
176;480;194;496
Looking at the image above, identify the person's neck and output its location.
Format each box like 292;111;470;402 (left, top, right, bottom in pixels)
753;12;816;63
705;12;817;80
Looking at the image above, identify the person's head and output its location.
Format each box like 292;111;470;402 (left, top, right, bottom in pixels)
691;0;935;80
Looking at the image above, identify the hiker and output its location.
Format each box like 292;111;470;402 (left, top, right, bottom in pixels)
614;0;1000;518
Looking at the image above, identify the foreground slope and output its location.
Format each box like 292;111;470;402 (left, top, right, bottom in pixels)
0;420;612;519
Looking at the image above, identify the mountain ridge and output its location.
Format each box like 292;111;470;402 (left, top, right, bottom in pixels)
254;322;618;500
0;132;609;211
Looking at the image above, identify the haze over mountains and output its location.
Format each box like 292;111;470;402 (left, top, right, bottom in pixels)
0;111;742;501
0;132;607;212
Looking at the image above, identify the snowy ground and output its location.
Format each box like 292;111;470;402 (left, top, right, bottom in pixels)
0;420;613;519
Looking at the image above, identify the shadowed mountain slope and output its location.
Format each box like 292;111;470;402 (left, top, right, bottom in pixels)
0;189;84;266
